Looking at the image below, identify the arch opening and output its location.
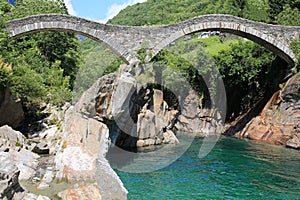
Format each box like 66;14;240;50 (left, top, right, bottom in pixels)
6;15;135;64
151;28;289;123
151;22;295;67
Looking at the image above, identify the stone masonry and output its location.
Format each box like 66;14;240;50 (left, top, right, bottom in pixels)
7;14;300;65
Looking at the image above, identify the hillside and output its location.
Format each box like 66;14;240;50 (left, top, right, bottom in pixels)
108;0;271;26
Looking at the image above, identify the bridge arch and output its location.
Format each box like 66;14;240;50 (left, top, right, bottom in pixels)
6;14;300;66
6;14;136;63
150;15;298;65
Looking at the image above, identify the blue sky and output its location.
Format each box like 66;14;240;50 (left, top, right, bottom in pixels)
64;0;146;23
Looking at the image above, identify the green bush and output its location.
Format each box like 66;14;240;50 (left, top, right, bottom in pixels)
291;36;300;72
0;0;81;117
214;41;275;88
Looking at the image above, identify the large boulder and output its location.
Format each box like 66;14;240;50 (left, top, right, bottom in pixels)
0;125;27;151
53;73;128;199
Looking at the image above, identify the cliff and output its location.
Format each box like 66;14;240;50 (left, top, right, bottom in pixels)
235;72;300;149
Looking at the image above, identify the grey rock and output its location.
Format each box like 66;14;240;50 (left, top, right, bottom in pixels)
96;158;128;200
137;110;156;139
32;142;49;155
0;152;25;200
0;125;27;151
111;73;137;137
10;149;39;181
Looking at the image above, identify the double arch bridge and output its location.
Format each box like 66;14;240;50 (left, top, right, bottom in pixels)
6;14;300;66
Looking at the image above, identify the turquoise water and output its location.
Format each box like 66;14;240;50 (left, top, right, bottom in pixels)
108;137;300;199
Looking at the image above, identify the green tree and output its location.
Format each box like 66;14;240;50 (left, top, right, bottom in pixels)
291;36;300;72
213;41;277;120
268;0;288;21
9;0;81;87
276;5;300;25
0;0;81;117
214;41;275;88
0;56;12;88
73;40;123;100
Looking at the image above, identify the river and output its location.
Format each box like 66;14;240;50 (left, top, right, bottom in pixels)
108;136;300;199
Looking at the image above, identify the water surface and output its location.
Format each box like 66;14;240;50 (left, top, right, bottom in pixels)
108;137;300;199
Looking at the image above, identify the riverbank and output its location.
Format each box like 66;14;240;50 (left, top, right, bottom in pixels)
225;72;300;149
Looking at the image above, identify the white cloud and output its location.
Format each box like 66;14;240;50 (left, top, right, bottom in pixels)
64;0;77;16
97;0;147;23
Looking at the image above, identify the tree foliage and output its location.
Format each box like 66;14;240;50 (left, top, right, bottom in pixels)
73;39;124;100
214;41;275;88
0;0;81;116
291;36;300;72
0;56;12;88
108;0;270;25
276;5;300;25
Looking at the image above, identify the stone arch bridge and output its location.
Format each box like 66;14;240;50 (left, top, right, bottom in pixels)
6;14;300;65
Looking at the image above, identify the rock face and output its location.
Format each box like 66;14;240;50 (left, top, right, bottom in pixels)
236;72;300;149
53;71;128;199
175;90;223;136
0;87;24;128
92;64;224;149
93;65;182;149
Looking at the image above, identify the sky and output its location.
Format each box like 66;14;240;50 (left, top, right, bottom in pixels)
64;0;147;23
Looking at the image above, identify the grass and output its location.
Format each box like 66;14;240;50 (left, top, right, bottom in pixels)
196;36;241;57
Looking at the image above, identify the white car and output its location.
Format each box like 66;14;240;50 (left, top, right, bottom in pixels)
198;32;210;38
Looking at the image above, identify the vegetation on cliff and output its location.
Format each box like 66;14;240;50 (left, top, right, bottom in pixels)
291;37;300;72
0;0;81;118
